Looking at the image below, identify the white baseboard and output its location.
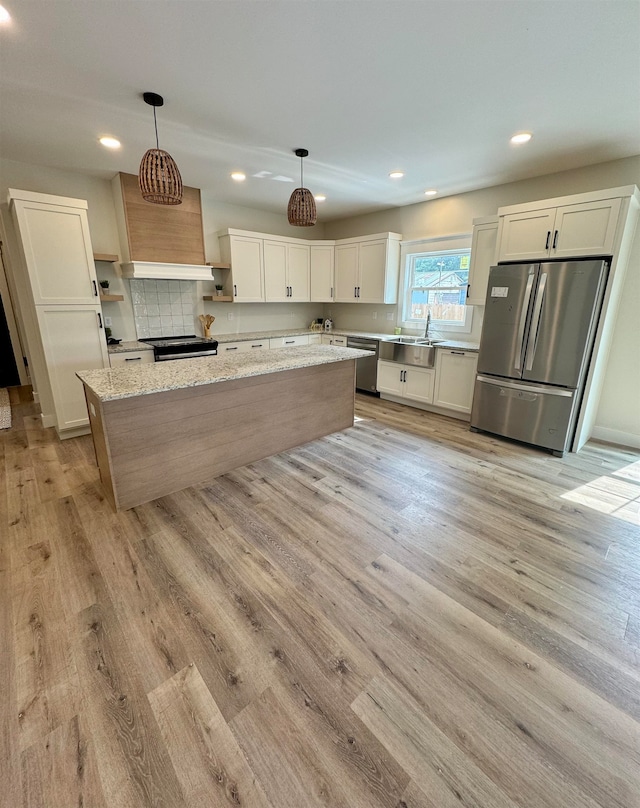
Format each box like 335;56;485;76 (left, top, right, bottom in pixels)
591;426;640;450
40;413;56;428
33;391;40;403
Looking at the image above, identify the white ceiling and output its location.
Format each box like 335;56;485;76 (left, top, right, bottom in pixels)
1;1;639;221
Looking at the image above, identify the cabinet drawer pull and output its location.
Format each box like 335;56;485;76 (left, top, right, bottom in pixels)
226;346;238;351
285;340;295;344
545;230;551;250
450;350;465;355
125;356;141;361
251;344;263;348
552;229;558;249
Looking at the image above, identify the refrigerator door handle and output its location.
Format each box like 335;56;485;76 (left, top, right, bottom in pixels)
476;375;574;397
514;272;536;371
525;272;548;371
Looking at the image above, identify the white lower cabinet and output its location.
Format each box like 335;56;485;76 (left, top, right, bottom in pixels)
377;360;435;403
219;339;268;353
269;335;309;348
36;305;109;432
321;334;347;346
434;349;478;414
308;333;321;344
109;350;154;367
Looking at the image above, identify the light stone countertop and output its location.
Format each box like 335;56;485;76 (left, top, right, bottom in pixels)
107;330;479;353
79;345;372;402
107;340;154;353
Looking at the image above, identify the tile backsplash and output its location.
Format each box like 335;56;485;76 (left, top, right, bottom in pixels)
130;279;196;338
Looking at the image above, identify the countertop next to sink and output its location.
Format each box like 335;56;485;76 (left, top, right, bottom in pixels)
107;330;479;354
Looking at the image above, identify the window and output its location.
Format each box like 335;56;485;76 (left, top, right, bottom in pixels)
401;237;472;332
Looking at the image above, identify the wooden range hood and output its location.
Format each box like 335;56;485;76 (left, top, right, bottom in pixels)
112;172;212;280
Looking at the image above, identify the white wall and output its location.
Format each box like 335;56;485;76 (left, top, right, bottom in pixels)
323;155;640;447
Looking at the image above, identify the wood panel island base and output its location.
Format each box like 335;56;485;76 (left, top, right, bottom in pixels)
78;346;367;510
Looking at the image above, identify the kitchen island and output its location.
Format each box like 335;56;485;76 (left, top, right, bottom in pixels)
77;345;370;511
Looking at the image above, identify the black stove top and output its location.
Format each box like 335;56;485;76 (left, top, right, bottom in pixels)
140;335;218;361
141;335;214;348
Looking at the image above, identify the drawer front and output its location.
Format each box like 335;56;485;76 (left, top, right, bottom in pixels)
109;351;154;367
219;341;250;354
269;335;310;348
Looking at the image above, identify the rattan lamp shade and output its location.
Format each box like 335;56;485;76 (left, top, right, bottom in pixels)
139;148;183;205
287;187;317;226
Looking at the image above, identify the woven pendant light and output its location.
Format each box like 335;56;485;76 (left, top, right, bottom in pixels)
138;92;183;205
287;148;316;226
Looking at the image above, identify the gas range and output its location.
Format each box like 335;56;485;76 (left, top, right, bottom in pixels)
140;335;218;362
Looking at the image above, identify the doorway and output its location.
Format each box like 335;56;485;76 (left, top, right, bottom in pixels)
0;292;20;386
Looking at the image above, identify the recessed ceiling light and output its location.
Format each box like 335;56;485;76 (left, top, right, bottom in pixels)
230;172;246;181
315;194;326;202
99;136;121;149
389;171;404;179
510;132;532;144
424;189;438;196
0;5;11;23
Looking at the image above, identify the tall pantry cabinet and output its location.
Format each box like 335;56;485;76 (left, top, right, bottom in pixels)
8;189;108;437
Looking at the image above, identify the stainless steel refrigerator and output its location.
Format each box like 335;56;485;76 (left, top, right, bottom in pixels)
470;258;609;455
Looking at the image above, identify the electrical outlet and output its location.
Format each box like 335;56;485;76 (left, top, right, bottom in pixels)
372;311;377;320
386;312;394;320
104;316;112;327
227;312;234;320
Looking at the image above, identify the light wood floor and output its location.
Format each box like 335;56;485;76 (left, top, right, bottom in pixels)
2;386;639;808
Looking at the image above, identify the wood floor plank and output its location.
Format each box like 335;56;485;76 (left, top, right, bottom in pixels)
230;686;354;808
74;602;185;807
0;544;21;808
20;714;106;808
148;663;273;808
352;675;515;808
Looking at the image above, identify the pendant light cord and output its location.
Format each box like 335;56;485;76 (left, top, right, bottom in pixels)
153;105;159;149
300;153;304;189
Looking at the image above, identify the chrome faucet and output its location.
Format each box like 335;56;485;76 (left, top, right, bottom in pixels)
424;311;431;340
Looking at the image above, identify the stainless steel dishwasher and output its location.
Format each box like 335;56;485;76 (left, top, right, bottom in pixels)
346;336;380;394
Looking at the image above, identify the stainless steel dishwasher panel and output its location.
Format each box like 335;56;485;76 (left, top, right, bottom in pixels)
346;337;380;393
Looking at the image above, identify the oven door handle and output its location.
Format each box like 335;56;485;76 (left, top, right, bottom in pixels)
156;349;218;361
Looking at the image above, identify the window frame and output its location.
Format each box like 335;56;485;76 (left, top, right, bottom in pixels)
400;234;473;333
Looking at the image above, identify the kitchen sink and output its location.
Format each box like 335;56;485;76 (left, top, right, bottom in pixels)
383;336;445;346
379;340;440;368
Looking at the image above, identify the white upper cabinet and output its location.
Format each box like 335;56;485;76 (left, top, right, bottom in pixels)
497;193;624;263
310;244;335;301
218;232;265;302
334;243;359;301
286;243;310;301
9;194;100;305
466;216;498;305
334;233;401;303
264;241;310;302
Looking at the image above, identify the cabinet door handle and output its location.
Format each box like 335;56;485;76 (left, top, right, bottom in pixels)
354;286;357;298
330;286;333;298
357;286;361;298
92;280;98;297
545;231;551;250
289;286;292;297
125;356;141;362
400;370;403;383
233;284;237;297
97;312;103;329
552;229;558;249
466;283;470;299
